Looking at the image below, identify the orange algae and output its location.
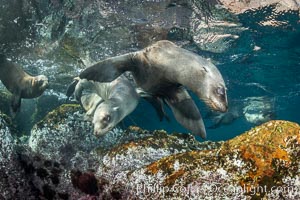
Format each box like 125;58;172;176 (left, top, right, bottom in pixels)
147;161;161;174
138;121;299;198
164;169;185;185
222;120;300;191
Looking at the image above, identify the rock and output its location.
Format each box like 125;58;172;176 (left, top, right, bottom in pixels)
96;120;300;199
219;120;300;199
0;112;37;199
95;126;222;179
25;104;223;199
0;0;37;50
0;112;16;187
28;104;99;166
0;108;96;199
17;147;80;200
24;101;300;199
3;106;300;200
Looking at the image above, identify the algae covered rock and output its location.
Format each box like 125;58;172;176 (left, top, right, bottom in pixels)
0;112;37;199
25;104;221;199
0;112;16;174
28;104;100;165
119;120;300;199
26;105;300;199
96;126;221;180
0;102;83;198
3;105;300;200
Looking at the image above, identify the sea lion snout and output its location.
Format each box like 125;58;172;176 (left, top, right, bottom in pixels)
216;101;228;112
200;84;228;113
211;85;228;112
92;107;114;136
35;75;49;89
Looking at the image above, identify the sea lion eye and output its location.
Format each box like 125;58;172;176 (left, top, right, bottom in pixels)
102;115;111;122
38;79;44;85
216;87;225;96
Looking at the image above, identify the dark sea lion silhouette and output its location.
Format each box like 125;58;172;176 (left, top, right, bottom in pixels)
0;54;49;115
79;40;228;139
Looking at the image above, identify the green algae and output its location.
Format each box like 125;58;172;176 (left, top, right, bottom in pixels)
35;104;81;129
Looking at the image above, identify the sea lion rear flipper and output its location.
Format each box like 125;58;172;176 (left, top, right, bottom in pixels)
66;77;80;101
165;86;206;139
74;79;96;102
79;53;135;82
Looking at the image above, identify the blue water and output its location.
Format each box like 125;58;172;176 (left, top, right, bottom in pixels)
125;8;300;141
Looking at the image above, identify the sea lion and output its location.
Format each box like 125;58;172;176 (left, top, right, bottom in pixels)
243;96;276;125
80;93;103;121
67;76;169;136
76;76;139;136
0;54;49;114
79;40;228;139
206;106;240;129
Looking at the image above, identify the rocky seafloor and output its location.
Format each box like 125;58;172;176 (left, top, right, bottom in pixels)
1;104;300;200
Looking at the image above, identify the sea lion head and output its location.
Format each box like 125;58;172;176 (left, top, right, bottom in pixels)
33;75;49;92
33;75;49;90
197;62;228;112
92;103;119;136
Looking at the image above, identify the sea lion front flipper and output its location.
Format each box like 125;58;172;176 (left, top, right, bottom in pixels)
136;87;170;122
143;96;170;122
79;53;135;82
165;86;206;139
10;92;21;115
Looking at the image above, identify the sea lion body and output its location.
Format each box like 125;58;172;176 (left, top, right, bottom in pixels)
207;108;240;129
80;93;103;120
133;41;227;111
80;40;228;139
92;77;139;136
243;96;275;125
0;55;48;113
72;76;140;136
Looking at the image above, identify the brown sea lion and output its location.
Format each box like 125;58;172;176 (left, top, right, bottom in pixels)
79;40;228;139
0;54;49;114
